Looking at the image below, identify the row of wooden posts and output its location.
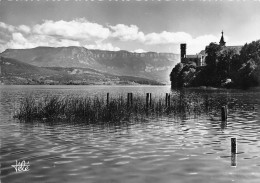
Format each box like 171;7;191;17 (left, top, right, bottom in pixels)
107;92;236;166
107;92;229;122
221;105;237;166
106;92;172;108
107;93;230;121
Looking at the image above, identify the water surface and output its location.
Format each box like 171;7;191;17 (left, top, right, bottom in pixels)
0;85;259;183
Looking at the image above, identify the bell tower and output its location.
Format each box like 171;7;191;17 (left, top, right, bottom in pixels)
180;43;186;63
219;30;226;46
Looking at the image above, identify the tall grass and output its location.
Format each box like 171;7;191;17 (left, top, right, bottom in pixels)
14;92;220;123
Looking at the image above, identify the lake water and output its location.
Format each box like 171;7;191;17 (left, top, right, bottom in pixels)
0;85;260;183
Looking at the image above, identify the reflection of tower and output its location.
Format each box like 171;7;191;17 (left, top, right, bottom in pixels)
180;43;186;63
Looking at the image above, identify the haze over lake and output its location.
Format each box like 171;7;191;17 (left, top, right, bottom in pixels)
0;85;259;183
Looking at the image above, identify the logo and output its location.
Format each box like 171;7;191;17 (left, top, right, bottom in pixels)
11;160;30;172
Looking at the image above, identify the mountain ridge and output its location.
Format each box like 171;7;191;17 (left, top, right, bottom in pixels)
0;46;179;83
0;57;163;85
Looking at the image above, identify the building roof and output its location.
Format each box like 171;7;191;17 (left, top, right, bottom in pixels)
186;55;198;58
198;46;242;56
198;50;205;55
226;46;242;54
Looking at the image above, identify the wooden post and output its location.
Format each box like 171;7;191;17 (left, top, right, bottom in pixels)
220;120;227;130
149;93;152;107
127;93;133;107
231;138;237;154
165;93;168;107
168;94;171;107
107;93;109;107
130;93;133;107
146;93;149;109
221;105;227;121
127;93;130;107
231;137;237;167
231;153;237;167
120;95;123;105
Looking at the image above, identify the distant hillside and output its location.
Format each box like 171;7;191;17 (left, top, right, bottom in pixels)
0;57;163;85
0;46;179;83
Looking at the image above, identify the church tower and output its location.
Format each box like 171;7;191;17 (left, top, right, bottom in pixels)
219;30;226;46
180;43;186;63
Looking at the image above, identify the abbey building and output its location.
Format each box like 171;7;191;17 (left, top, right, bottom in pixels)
180;31;242;66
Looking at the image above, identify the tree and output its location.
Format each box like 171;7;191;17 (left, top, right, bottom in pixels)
217;47;240;78
170;63;184;87
237;40;260;87
240;40;260;65
205;43;221;69
202;43;222;86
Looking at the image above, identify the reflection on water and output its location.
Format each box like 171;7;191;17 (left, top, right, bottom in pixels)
0;85;260;183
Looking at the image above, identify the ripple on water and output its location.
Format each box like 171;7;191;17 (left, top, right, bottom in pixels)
1;86;260;183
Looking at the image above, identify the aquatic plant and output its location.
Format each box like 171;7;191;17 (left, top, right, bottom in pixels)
14;92;223;123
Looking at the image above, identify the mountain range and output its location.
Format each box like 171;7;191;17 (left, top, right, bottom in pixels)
0;46;179;85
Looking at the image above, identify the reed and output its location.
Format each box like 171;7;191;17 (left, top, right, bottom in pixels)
14;92;217;123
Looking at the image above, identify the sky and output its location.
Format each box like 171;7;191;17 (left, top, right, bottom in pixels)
0;0;260;54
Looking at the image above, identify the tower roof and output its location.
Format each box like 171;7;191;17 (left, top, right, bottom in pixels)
219;30;226;46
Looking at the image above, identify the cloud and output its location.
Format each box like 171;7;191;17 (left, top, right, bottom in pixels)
187;34;219;53
5;32;35;49
109;23;219;53
84;43;120;51
109;24;192;45
12;32;27;43
18;25;31;34
0;44;6;53
2;33;81;51
0;22;15;32
110;24;145;42
132;49;146;53
0;20;218;54
0;20;114;52
33;19;110;41
0;22;30;34
144;31;193;45
109;24;215;53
